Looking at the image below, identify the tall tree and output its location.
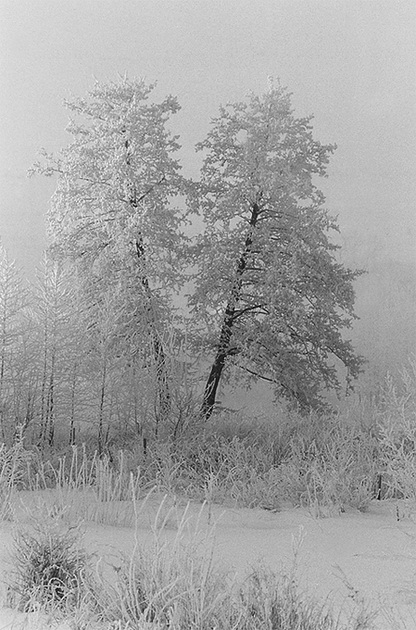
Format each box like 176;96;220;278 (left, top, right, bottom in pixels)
30;77;185;430
188;82;364;417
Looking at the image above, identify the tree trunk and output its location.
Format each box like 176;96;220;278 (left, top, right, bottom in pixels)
69;361;77;445
98;359;107;454
134;237;171;432
125;135;171;431
46;369;55;447
152;333;170;438
38;324;49;447
201;202;260;419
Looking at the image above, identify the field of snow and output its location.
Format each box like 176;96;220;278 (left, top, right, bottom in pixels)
1;494;416;629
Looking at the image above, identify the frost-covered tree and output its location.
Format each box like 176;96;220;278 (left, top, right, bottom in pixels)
82;289;123;452
31;255;81;447
0;245;29;439
30;77;185;429
188;83;364;417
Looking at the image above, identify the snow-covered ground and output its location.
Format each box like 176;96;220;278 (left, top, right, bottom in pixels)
1;496;416;629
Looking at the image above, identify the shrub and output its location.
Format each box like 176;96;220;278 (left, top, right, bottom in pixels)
377;357;416;499
273;413;379;515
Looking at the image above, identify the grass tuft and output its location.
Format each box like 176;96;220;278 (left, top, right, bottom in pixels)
6;518;93;615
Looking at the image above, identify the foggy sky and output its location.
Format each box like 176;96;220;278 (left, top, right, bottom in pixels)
0;0;415;275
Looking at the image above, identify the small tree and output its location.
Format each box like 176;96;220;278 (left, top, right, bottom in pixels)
0;245;29;439
31;255;81;448
188;82;364;417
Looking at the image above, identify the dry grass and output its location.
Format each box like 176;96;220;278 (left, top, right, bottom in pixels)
7;526;85;612
1;357;415;523
3;497;376;629
1;361;416;626
377;358;416;499
0;429;31;520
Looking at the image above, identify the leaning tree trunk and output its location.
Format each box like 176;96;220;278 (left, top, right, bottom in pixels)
201;202;260;419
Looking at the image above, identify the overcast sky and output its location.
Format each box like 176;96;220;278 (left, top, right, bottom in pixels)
0;0;415;275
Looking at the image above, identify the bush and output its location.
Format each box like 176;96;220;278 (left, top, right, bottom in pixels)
377;357;416;499
276;414;379;515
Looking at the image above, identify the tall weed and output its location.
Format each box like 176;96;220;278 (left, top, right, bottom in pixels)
0;431;31;520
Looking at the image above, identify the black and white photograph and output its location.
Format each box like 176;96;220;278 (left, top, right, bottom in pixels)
0;1;415;628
